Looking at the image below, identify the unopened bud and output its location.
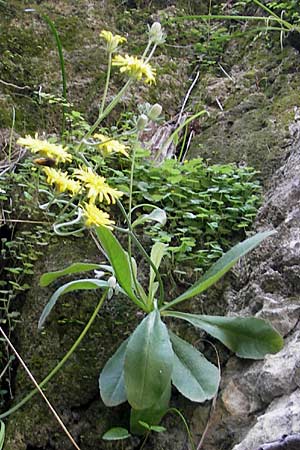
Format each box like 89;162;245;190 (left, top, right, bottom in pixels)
148;103;162;121
108;276;117;289
148;22;165;45
136;114;149;131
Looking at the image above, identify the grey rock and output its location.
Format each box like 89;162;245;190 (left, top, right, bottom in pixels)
232;389;300;450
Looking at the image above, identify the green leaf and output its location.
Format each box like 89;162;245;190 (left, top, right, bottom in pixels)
165;312;284;359
130;382;171;435
149;425;167;433
40;262;105;287
102;427;131;440
132;208;167;228
148;242;168;303
162;231;276;310
124;310;173;410
95;226;142;307
38;279;109;329
169;331;219;402
99;338;128;407
0;420;5;450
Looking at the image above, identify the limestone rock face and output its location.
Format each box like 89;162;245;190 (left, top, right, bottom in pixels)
213;134;300;450
232;390;300;450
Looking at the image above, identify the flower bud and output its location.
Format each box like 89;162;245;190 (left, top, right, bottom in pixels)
108;276;117;289
148;22;166;45
136;114;149;131
148;103;162;121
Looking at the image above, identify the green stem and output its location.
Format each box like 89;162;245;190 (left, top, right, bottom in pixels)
99;52;112;117
8;106;15;164
167;408;196;450
145;43;157;63
142;40;152;60
139;431;150;450
116;200;165;306
77;79;132;152
0;289;108;420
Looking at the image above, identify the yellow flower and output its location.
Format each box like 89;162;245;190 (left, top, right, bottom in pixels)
81;202;115;228
94;133;129;157
44;167;81;195
100;30;127;53
73;166;123;204
17;134;72;163
112;54;156;84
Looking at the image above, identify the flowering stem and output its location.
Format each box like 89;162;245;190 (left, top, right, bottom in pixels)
0;289;108;420
116;199;165;306
145;44;157;63
77;79;132;152
99;52;112;117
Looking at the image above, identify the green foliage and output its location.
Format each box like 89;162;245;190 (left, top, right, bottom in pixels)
266;1;300;25
169;331;219;402
39;228;283;435
130;158;262;270
61;136;261;273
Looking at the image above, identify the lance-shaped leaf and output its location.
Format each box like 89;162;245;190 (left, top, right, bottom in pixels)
169;331;219;402
161;230;276;310
38;279;109;329
95;226;143;308
99;338;128;407
39;262;107;287
124;310;173;410
165;312;284;359
130;382;171;435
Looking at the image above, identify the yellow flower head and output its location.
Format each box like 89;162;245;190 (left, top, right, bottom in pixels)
17;134;72;163
112;54;156;84
44;167;81;195
100;30;127;53
73;166;123;204
94;133;129;158
81;202;115;229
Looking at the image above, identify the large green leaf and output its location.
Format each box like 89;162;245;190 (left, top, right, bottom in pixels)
169;331;219;402
99;338;128;407
95;226;143;308
38;279;108;329
39;262;106;287
124;310;174;410
130;382;171;435
165;312;284;359
161;230;276;310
